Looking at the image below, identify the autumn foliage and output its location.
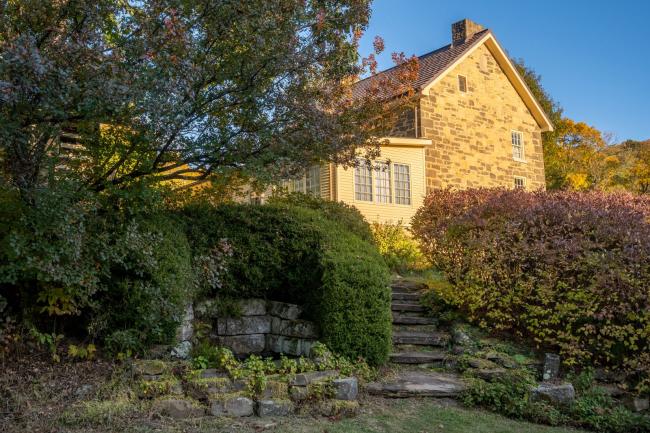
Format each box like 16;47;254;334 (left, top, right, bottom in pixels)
412;188;650;393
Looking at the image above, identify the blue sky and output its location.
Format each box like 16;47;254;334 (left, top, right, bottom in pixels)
358;0;650;141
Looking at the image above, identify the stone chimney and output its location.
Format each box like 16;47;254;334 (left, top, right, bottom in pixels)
451;19;484;46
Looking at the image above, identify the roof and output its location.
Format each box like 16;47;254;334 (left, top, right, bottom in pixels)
352;29;554;132
352;29;490;100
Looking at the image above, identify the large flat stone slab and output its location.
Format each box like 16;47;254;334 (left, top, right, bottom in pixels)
367;372;466;398
217;316;272;335
216;334;266;354
389;351;447;364
392;331;450;346
392;292;422;302
392;313;436;325
270;317;317;339
391;303;426;313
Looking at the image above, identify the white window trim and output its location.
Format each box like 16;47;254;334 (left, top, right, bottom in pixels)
514;176;527;189
511;130;526;163
373;161;392;205
392;162;413;207
353;160;373;202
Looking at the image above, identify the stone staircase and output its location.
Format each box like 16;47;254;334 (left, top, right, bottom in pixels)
367;278;466;398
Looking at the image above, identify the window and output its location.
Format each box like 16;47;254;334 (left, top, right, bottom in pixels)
393;164;411;205
374;162;392;203
458;75;467;93
512;131;525;161
306;165;320;196
354;161;373;201
514;176;526;189
291;178;305;193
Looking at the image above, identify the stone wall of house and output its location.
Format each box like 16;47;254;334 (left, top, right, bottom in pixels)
419;43;546;191
195;299;318;357
389;106;417;137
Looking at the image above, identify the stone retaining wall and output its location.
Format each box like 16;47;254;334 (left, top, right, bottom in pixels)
196;299;318;357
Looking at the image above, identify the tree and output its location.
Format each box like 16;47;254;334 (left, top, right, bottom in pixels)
0;0;417;199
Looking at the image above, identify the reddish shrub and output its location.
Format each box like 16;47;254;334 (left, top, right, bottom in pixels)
412;188;650;392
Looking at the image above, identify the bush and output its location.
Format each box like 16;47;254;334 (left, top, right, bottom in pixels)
268;192;374;243
0;183;192;354
370;221;429;273
462;370;650;433
181;202;391;364
412;188;650;388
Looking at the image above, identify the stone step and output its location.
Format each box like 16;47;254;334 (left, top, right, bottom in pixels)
391;280;427;292
391;292;422;302
392;313;436;325
389;351;448;364
393;324;438;334
392;331;450;346
391;303;426;313
366;371;466;398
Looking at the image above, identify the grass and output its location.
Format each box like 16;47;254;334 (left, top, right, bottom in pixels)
32;397;586;433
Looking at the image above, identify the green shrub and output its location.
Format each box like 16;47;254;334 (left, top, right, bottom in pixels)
0;183;192;354
268;192;374;243
370;221;429;273
412;188;650;388
181;202;391;364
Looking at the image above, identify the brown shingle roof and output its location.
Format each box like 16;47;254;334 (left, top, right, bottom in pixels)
352;29;491;99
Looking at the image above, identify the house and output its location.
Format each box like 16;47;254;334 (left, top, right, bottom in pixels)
278;19;554;225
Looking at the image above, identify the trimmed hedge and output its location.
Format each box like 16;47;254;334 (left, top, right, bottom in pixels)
181;201;391;365
412;188;650;392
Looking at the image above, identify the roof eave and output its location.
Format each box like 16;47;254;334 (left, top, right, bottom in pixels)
419;32;554;133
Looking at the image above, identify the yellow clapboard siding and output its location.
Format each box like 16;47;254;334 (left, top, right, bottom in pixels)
334;144;426;226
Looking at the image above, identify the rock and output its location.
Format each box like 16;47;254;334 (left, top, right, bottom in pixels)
290;370;339;386
216;316;272;335
466;357;499;369
268;301;302;320
598;383;626;398
265;334;314;356
332;378;358;401
146;345;172;359
171;340;192;359
289;386;309;402
594;368;628;384
625;396;649;412
317;400;360;417
199;368;227;379
210;396;254;417
366;372;466;398
392;331;450;346
216;334;266;355
391;303;427;313
176;304;194;342
239;299;267;316
270;317;318;339
261;380;289;399
392;313;436;325
542;353;561;381
451;325;473;346
256;399;294;417
531;383;575;405
133;360;167;376
74;384;94;399
389;351;447;365
154;399;204;418
475;368;507;382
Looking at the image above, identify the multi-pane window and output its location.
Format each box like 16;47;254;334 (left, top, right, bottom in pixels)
306;165;320;196
393;164;411;205
374;162;392;203
354;161;373;201
291;178;305;193
458;75;467;93
512;131;524;161
514;176;526;189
